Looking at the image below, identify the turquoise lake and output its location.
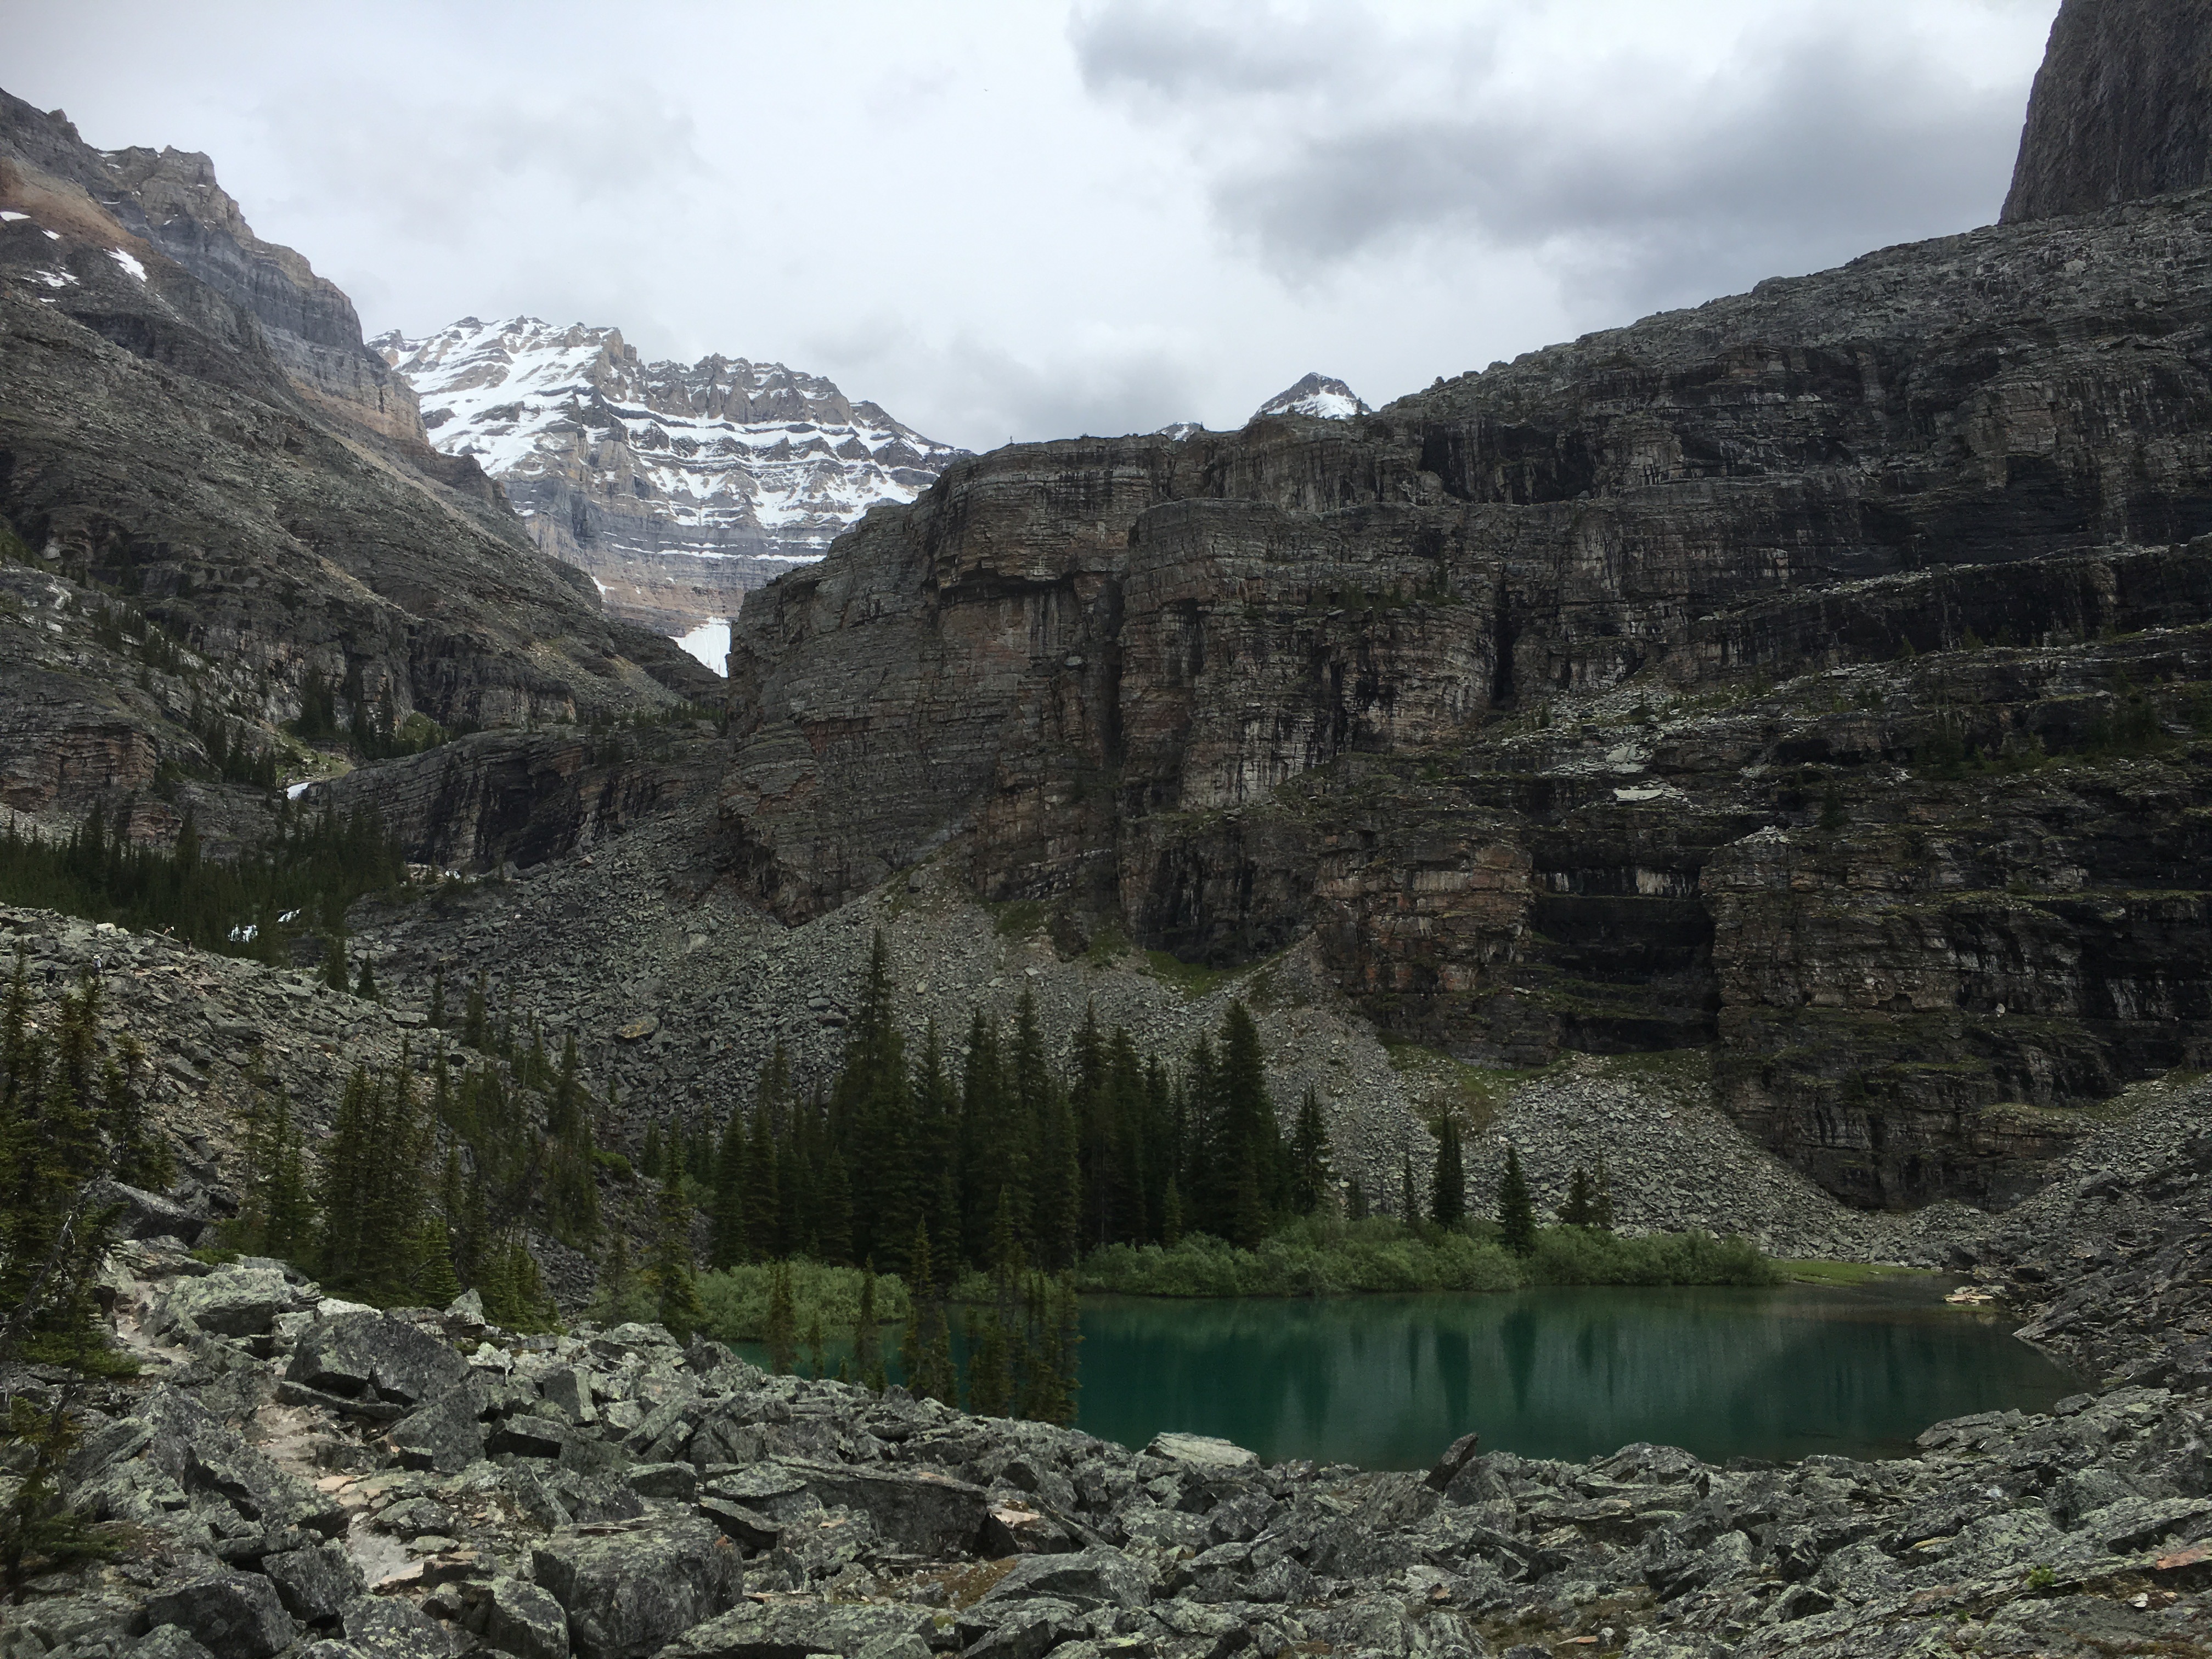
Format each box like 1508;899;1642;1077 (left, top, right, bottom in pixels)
735;1279;2078;1470
1068;1282;2078;1469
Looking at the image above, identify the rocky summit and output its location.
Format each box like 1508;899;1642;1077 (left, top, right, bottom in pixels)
1250;375;1370;423
376;318;963;650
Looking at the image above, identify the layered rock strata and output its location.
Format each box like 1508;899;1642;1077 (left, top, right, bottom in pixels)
720;180;2212;1207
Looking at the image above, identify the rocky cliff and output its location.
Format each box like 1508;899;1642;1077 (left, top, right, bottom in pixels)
377;317;963;646
0;92;717;840
2003;0;2212;223
720;174;2212;1210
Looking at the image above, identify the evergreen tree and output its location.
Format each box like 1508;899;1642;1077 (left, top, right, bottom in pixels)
462;971;489;1049
853;1261;886;1393
412;1218;461;1307
1345;1177;1368;1222
1429;1115;1466;1228
709;1105;748;1270
354;956;379;1001
324;934;349;992
1559;1166;1594;1227
1289;1088;1333;1215
804;1313;826;1379
764;1259;797;1375
1497;1143;1536;1256
648;1172;705;1342
1593;1155;1616;1233
593;1231;636;1324
428;964;446;1030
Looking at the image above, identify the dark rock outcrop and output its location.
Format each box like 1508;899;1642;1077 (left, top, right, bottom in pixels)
2003;0;2212;223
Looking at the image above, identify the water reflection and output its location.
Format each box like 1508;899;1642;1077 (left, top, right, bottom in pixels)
1074;1284;2078;1469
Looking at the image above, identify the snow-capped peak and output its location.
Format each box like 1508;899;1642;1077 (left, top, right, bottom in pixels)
1251;373;1370;422
374;315;964;653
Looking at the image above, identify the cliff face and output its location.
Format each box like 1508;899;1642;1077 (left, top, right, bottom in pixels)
2002;0;2212;223
0;93;426;445
0;88;716;841
377;317;962;644
724;188;2212;1209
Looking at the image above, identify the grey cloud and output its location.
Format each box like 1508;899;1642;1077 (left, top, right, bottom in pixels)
1070;0;1378;99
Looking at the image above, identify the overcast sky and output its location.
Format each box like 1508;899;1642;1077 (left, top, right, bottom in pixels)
12;1;2057;452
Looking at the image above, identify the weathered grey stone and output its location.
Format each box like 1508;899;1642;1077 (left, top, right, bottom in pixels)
127;1627;219;1659
289;1312;470;1406
488;1414;569;1460
979;1548;1154;1610
530;1515;742;1659
341;1598;456;1659
771;1458;988;1558
260;1541;366;1623
388;1383;489;1475
151;1266;303;1339
625;1462;696;1504
658;1601;938;1659
469;1577;568;1659
1144;1434;1257;1475
141;1573;297;1659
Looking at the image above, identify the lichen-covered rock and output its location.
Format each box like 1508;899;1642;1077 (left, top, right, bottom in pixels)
658;1601;939;1659
531;1514;742;1659
149;1266;306;1339
259;1541;365;1624
287;1312;469;1407
140;1573;296;1659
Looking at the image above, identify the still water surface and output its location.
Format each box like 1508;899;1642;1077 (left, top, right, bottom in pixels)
1070;1283;2078;1469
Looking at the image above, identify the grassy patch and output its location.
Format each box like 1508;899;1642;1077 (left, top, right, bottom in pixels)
1142;949;1243;999
991;899;1047;939
1049;1218;1780;1298
1779;1260;1936;1288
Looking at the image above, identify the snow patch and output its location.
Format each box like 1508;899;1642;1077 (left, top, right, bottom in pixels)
107;248;146;282
1252;373;1370;423
675;617;731;677
0;211;26;222
29;269;76;289
286;781;314;800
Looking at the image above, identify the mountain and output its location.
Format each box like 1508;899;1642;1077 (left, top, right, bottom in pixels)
2003;0;2212;222
0;91;713;847
375;316;963;655
1252;372;1370;421
719;7;2212;1215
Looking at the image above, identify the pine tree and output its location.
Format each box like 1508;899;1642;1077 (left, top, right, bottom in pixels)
709;1106;748;1270
428;964;447;1030
354;956;379;1001
1345;1177;1368;1222
462;971;489;1049
1289;1088;1333;1215
412;1218;461;1307
1429;1115;1466;1228
1497;1143;1536;1256
764;1259;797;1375
648;1171;705;1342
853;1260;885;1393
1593;1155;1616;1233
324;934;348;992
1560;1166;1594;1227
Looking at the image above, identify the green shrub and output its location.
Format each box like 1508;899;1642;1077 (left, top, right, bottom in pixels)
1526;1227;1779;1287
695;1260;911;1343
1057;1218;1778;1297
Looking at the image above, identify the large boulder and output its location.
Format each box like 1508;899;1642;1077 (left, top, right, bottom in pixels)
771;1458;989;1558
466;1577;568;1659
341;1599;456;1659
658;1602;938;1659
151;1266;307;1339
141;1573;297;1659
386;1379;489;1474
531;1514;742;1659
1145;1434;1258;1475
978;1548;1154;1611
287;1312;469;1408
260;1541;366;1623
95;1179;209;1246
